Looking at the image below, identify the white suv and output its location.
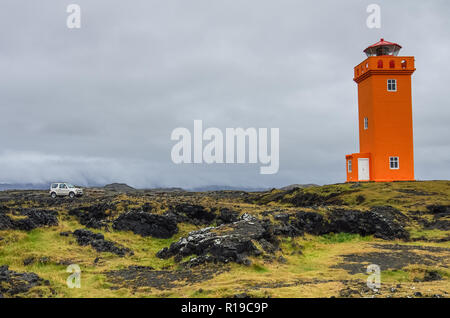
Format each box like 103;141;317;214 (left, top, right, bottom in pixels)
49;183;83;198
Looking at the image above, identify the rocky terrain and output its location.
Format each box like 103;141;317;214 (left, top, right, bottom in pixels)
0;181;449;298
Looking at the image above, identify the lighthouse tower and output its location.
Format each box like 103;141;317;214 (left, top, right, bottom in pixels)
346;39;416;182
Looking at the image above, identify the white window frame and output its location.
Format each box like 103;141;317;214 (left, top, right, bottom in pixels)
389;156;399;170
364;117;368;130
348;160;352;173
387;79;397;92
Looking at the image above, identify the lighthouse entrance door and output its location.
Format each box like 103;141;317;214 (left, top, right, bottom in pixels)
358;158;370;181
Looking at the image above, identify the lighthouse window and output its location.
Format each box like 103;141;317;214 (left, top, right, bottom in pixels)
387;79;397;92
348;160;352;173
389;157;399;170
364;117;368;130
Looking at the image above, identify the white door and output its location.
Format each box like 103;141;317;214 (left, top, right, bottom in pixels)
358;158;370;181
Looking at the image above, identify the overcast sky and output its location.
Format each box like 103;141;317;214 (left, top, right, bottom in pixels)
0;0;449;188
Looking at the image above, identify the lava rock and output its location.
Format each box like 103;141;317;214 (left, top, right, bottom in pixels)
217;208;240;225
426;205;450;215
23;257;35;266
0;213;14;230
423;270;442;282
0;209;58;231
278;256;287;264
15;210;58;230
355;195;366;204
38;257;51;265
292;212;327;235
113;211;178;238
339;287;361;298
156;214;278;267
168;203;217;225
274;213;290;222
285;206;409;240
72;229;133;257
0;265;46;296
141;203;153;212
69;203;115;229
282;190;344;207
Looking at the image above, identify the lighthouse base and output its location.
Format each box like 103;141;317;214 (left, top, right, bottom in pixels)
345;153;371;182
345;153;415;182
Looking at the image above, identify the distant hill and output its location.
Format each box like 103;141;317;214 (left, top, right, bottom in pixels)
279;184;319;191
190;185;270;192
103;183;136;192
0;183;49;191
146;187;186;192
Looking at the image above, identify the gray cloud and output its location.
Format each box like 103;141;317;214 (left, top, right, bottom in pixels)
0;0;449;188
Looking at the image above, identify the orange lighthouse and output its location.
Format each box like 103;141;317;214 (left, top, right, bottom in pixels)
346;39;416;182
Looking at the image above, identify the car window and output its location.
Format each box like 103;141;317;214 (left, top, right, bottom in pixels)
67;184;74;188
51;184;58;188
59;184;67;189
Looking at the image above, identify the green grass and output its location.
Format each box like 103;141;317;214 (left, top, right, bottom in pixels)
0;181;449;298
381;270;411;282
409;228;450;241
318;233;373;244
251;263;269;273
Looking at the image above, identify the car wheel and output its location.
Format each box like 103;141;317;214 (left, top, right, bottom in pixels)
69;192;75;198
51;192;57;199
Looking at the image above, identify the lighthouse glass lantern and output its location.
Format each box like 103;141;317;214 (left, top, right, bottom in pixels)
363;38;402;57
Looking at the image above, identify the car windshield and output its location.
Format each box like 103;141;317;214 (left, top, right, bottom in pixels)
66;184;75;188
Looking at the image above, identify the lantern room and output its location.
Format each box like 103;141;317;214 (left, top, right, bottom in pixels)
363;38;402;57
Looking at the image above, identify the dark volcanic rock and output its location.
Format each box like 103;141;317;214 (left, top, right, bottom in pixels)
0;209;58;231
69;203;115;229
216;208;240;225
292;212;327;235
423;270;442;282
14;210;59;231
334;246;444;275
0;265;47;296
113;211;178;238
141;203;153;212
164;204;239;226
0;212;14;230
281;190;345;207
330;206;409;240
419;219;450;231
156;214;278;267
285;206;409;240
170;203;217;225
274;213;290;222
426;205;450;215
23;257;35;266
412;205;450;231
72;229;133;257
107;265;228;290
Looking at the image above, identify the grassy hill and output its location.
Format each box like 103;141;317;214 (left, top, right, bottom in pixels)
0;181;449;298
